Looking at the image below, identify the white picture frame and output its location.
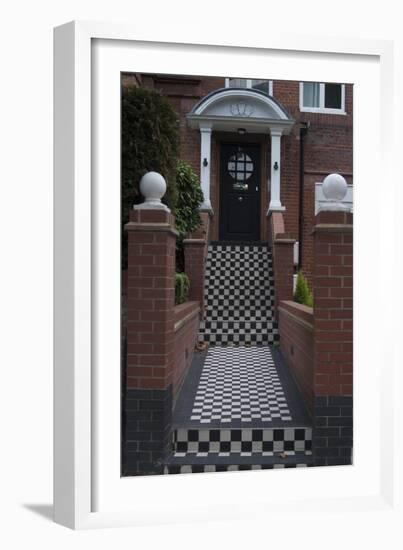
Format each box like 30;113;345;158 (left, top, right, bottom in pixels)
54;20;400;530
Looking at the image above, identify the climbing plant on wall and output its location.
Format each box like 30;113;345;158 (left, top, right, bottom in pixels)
174;160;204;272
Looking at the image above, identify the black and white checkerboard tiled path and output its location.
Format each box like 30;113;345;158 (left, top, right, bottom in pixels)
164;243;313;474
198;242;278;345
165;346;312;473
190;347;292;423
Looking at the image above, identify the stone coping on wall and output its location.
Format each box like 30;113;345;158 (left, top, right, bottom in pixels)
125;221;179;236
278;300;314;330
312;224;353;234
274;237;295;243
174;301;200;332
313;210;353;227
182;238;205;245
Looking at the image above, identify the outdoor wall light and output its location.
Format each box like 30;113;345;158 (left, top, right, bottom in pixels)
203;158;208;167
273;161;279;170
237;128;246;135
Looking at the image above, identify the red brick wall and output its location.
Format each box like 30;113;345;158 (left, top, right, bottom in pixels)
279;301;314;414
125;207;202;399
123;206;202;475
275;80;301;240
299;173;317;287
273;80;301;239
173;301;200;402
184;212;210;312
313;211;353;396
278;211;353;412
125;209;177;391
269;212;295;315
276;210;353;465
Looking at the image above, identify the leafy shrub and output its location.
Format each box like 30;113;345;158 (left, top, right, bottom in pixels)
174;161;204;236
294;271;314;307
121;86;180;267
174;161;204;271
175;273;190;305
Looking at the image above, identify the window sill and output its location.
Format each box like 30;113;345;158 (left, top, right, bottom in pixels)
300;107;347;115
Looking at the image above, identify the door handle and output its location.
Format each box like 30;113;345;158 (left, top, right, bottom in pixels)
238;196;243;202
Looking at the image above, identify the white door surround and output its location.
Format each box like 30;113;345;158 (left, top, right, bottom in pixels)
187;87;295;214
199;125;213;211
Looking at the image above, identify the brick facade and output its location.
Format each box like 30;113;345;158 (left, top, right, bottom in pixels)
122;73;353;280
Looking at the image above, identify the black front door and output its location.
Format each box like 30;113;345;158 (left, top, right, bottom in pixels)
219;143;261;241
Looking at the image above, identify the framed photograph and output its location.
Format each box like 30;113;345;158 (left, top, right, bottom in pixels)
54;21;397;530
119;71;352;478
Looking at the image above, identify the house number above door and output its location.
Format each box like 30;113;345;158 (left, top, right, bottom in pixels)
229;102;254;117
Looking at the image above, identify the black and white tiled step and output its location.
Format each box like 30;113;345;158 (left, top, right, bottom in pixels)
172;427;312;454
165;428;313;473
198;322;276;345
164;453;313;474
198;242;278;345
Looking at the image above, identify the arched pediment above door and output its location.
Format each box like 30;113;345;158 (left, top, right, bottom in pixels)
187;87;294;134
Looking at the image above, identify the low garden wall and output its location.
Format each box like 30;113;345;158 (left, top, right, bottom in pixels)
277;209;353;466
183;212;210;315
268;211;295;316
173;301;200;402
278;300;314;415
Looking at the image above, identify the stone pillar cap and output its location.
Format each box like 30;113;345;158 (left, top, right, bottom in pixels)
319;173;350;212
134;171;170;211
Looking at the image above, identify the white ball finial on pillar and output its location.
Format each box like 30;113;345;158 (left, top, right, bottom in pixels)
133;171;170;211
319;173;349;212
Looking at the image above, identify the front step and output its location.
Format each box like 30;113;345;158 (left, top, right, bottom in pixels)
164;453;313;474
198;320;277;345
166;427;313;472
172;427;312;454
198;242;278;345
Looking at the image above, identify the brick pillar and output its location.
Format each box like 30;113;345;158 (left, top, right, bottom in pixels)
312;210;353;466
269;212;295;317
123;208;178;476
183;212;210;315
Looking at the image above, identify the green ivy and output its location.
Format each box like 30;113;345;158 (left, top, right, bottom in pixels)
175;273;190;305
174;161;204;236
121;86;180;268
294;271;314;307
174;161;204;271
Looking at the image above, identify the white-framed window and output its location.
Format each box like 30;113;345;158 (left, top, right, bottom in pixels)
299;82;346;114
225;77;273;96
